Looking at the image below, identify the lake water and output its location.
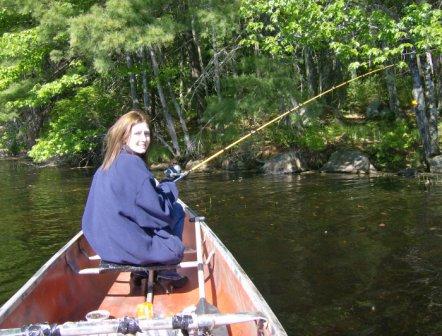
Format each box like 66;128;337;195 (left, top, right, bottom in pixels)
1;159;442;335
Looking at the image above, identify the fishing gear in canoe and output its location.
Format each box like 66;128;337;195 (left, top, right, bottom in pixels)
0;312;266;336
171;64;396;182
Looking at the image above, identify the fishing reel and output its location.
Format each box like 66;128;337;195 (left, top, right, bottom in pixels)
164;165;182;178
164;165;188;181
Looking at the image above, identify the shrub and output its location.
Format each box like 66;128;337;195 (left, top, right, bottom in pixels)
28;85;119;165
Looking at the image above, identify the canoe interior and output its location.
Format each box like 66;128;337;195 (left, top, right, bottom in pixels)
0;205;286;336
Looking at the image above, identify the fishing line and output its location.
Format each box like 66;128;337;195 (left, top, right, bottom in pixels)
175;63;396;181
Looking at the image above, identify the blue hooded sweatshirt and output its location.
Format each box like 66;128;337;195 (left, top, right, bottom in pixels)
82;149;185;265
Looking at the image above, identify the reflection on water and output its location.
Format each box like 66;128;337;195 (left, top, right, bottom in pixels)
0;160;91;302
1;160;442;335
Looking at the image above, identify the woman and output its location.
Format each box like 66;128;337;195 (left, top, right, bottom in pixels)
82;110;186;283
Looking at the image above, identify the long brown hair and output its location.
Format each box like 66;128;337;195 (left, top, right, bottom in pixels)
101;110;149;170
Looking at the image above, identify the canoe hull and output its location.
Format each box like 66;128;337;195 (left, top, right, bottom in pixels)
0;202;287;335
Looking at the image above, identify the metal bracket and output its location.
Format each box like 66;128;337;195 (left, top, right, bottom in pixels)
77;241;101;260
205;250;215;266
65;253;80;274
190;216;206;223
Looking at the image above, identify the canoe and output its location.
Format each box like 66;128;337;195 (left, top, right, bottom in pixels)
0;201;287;336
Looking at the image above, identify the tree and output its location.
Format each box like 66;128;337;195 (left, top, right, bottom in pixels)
240;0;442;163
0;1;88;151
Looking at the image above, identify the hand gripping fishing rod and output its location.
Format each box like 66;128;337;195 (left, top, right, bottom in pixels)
173;64;396;182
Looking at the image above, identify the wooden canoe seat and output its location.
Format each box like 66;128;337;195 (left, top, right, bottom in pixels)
80;260;197;274
78;253;201;303
78;251;199;275
82;247;197;263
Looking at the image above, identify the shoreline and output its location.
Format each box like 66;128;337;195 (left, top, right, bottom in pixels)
2;155;441;183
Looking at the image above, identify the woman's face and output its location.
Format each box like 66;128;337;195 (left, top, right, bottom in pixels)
126;122;150;154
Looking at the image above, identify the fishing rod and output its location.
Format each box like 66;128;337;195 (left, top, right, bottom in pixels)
168;64;396;182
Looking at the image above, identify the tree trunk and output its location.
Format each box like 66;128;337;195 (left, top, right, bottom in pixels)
152;124;174;155
316;50;334;107
191;15;209;99
408;50;431;160
435;55;442;116
191;16;206;80
315;50;333;94
179;56;185;109
139;48;151;113
255;43;261;78
317;55;323;94
185;29;202;80
125;53;139;108
141;70;150;112
304;48;316;96
168;82;193;155
384;67;401;118
288;96;307;134
184;28;205;121
24;107;46;149
211;27;222;101
330;58;346;110
292;56;303;95
230;49;238;77
422;51;439;157
149;47;181;157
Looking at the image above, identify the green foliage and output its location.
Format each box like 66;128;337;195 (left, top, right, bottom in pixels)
0;122;23;154
0;0;439;171
240;0;332;53
69;0;182;73
345;75;387;114
0;6;34;34
195;1;240;48
0;27;47;90
202;57;299;147
332;120;419;170
214;61;329;153
7;72;87;110
28;85;119;164
344;70;412;114
401;3;442;52
366;120;420;170
0;80;34;122
267;121;344;152
147;144;173;164
241;0;441;70
265;117;419;171
0;1;88;153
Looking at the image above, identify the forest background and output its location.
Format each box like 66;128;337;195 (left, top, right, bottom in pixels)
0;0;441;172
